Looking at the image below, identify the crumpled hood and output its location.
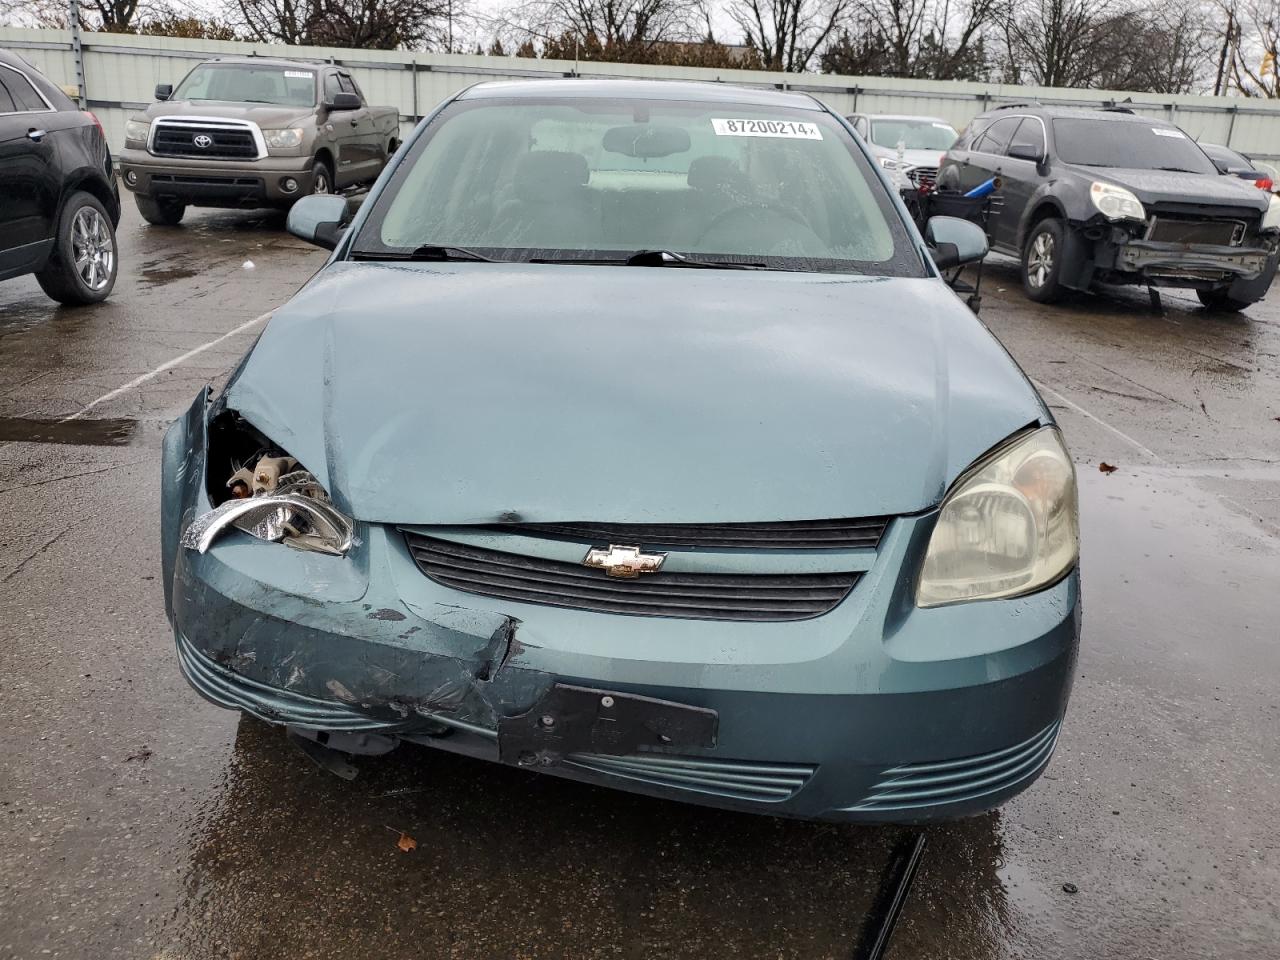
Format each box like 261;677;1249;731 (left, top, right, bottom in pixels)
144;100;313;129
1090;167;1271;211
224;262;1047;524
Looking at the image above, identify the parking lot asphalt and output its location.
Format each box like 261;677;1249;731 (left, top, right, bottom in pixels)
1;202;1278;960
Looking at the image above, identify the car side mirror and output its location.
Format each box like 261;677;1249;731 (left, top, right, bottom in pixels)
325;92;361;112
925;216;988;271
287;194;351;250
1007;142;1044;163
155;83;173;101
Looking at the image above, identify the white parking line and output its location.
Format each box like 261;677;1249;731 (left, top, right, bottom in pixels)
1032;378;1164;463
61;312;272;422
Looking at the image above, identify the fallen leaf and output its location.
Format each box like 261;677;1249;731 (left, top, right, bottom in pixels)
397;832;417;853
1098;462;1118;474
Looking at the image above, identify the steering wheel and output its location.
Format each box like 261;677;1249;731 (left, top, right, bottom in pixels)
694;202;825;254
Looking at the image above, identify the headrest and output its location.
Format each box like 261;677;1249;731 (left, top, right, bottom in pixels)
515;151;589;202
687;156;746;191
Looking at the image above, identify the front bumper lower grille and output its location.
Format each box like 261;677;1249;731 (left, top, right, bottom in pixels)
845;720;1061;813
564;753;816;802
404;533;861;621
1146;216;1246;246
477;516;888;550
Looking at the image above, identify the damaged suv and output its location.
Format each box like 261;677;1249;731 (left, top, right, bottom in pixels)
163;79;1080;822
938;104;1280;309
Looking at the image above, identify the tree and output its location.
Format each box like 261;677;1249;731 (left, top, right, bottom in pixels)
235;0;452;48
516;0;704;53
820;0;996;79
726;0;854;71
1229;0;1280;95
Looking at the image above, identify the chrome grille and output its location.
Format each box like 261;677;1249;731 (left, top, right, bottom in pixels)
478;517;888;550
151;120;261;160
404;534;861;621
907;166;938;189
564;753;815;802
846;720;1061;813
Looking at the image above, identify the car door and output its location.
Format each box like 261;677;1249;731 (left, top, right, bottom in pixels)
338;72;380;180
322;70;362;188
993;117;1048;251
0;63;59;278
959;116;1022;241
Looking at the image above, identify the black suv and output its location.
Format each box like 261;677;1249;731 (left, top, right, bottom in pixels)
938;105;1279;310
0;49;120;305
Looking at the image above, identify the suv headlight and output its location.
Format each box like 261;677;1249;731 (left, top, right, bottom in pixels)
917;426;1078;607
879;157;909;172
263;127;305;150
125;118;149;143
1090;181;1145;221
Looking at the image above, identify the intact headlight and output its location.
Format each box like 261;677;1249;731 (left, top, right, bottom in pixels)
1262;195;1280;232
879;156;909;171
125;118;149;143
916;426;1078;607
1090;181;1145;221
263;127;305;150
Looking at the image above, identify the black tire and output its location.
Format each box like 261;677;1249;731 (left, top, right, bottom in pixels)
1021;217;1067;303
35;191;118;306
1197;287;1252;312
311;159;334;195
135;194;186;226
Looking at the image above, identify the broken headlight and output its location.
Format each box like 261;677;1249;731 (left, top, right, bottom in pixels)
181;449;354;557
916;427;1078;607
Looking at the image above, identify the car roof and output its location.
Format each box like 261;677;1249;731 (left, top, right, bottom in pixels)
981;104;1176;125
202;56;329;69
458;78;824;110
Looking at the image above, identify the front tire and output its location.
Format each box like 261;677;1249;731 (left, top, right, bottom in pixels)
135;194;186;226
1022;218;1067;303
311;160;334;195
35;191;118;306
1197;287;1252;312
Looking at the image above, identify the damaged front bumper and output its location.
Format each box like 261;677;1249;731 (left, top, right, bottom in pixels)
162;391;1080;822
1115;239;1273;282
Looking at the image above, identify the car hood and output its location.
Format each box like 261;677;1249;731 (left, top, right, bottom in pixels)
869;145;948;169
1086;167;1271;211
223;262;1047;524
144;100;313;128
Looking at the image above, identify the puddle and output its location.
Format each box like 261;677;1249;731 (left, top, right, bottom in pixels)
0;417;138;446
141;265;200;285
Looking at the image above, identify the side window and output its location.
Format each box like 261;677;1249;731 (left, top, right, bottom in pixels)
973;116;1020;155
337;74;362;104
323;72;342;104
0;67;45;112
0;74;16;113
1008;118;1045;157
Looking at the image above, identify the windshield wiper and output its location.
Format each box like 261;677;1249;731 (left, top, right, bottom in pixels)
1155;166;1202;174
624;250;768;269
354;245;497;262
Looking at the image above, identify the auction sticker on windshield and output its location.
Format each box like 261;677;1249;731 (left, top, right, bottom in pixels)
712;118;823;140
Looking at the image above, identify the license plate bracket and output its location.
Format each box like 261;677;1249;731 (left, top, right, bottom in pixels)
497;683;717;765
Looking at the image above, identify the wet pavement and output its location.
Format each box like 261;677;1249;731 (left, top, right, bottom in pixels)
1;203;1278;959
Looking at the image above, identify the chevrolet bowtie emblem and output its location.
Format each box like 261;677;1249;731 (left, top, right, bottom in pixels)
582;544;666;578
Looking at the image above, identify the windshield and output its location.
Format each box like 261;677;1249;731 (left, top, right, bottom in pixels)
354;96;922;276
870;119;958;151
173;64;316;107
1052;119;1216;173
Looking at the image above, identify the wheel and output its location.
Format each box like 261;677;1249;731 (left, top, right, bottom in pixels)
1022;218;1067;303
1196;287;1252;312
135;194;185;226
35;191;118;305
311;160;334;195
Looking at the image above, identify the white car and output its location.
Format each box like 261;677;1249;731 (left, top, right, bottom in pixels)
846;113;959;191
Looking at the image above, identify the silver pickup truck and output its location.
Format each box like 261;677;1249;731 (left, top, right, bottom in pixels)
118;57;400;225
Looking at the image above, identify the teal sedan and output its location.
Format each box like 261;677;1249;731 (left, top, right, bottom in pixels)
162;79;1080;821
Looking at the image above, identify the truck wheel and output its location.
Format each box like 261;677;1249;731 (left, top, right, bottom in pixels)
311;160;333;195
1196;287;1252;312
35;191;118;306
135;194;186;226
1022;218;1067;303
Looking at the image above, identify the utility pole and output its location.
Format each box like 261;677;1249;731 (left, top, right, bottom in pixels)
1214;6;1235;97
67;0;86;109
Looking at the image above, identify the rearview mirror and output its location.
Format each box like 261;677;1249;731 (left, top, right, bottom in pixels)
602;124;691;158
925;216;988;270
1007;142;1043;163
325;92;361;112
287;194;351;250
155;83;173;101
